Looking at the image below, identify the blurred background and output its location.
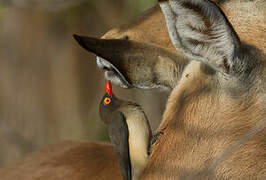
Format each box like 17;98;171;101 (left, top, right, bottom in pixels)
0;0;169;167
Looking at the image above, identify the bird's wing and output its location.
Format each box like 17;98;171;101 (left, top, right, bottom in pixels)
108;112;131;180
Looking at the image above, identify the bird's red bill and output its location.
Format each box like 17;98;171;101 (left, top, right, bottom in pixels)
105;80;112;97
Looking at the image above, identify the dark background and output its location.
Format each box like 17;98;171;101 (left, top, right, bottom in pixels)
0;0;169;167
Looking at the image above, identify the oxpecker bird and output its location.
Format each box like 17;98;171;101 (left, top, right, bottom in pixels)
99;81;152;180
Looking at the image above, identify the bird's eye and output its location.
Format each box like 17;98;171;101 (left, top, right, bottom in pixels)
104;97;111;105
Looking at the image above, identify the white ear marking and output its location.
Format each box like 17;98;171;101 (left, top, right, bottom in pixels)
159;0;242;75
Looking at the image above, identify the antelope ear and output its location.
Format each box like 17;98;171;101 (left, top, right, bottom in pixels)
73;34;188;89
73;34;133;88
159;0;242;75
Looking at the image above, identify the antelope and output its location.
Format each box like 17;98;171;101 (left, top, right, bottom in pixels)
0;140;124;179
75;0;266;178
0;0;265;179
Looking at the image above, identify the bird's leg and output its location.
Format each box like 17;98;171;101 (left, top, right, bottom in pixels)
148;131;164;155
151;131;164;145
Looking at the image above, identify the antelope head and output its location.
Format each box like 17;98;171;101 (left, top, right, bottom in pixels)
73;5;189;90
73;0;266;92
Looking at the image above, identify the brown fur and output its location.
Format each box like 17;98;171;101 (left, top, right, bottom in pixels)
141;62;266;179
139;1;266;179
102;6;177;53
103;2;266;54
0;141;123;180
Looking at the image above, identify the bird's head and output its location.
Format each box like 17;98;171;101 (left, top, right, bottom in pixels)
99;81;122;124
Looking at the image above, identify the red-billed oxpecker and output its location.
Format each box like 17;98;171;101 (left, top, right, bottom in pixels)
99;81;152;180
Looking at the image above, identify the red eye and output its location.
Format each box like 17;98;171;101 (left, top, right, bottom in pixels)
104;97;111;105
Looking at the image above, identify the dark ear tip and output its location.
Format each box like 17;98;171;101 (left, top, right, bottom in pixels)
73;34;82;43
72;34;80;39
73;34;89;50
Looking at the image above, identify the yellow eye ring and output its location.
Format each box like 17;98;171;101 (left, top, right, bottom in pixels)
104;97;111;105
